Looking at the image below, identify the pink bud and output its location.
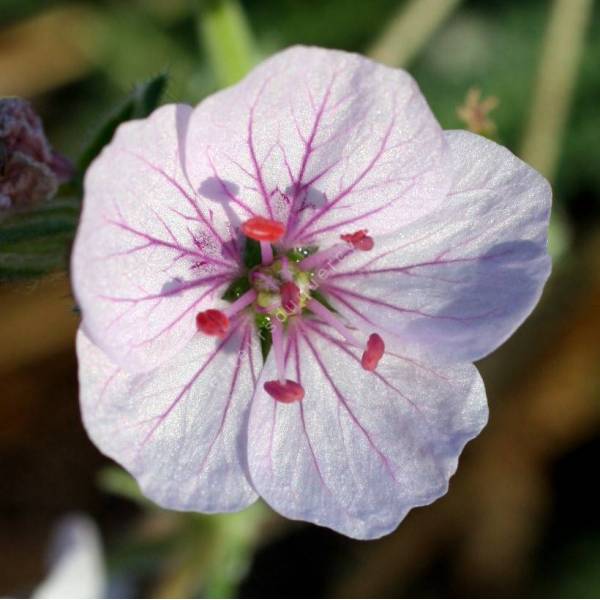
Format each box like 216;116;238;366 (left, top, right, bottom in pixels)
0;98;73;210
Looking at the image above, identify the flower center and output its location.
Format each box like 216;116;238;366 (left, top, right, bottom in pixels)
195;218;386;404
251;257;312;322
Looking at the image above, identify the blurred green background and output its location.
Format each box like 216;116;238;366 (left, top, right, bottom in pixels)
1;0;599;597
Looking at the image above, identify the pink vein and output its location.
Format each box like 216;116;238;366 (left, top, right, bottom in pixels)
328;250;517;280
298;324;399;483
137;321;244;449
196;324;251;475
121;149;237;261
324;284;470;322
247;80;275;218
292;330;338;499
292;114;397;240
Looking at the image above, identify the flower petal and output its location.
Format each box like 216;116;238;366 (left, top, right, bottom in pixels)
247;321;487;539
72;104;239;373
77;322;260;512
323;130;552;362
185;46;450;246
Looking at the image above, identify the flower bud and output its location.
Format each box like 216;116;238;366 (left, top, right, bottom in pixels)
0;98;73;210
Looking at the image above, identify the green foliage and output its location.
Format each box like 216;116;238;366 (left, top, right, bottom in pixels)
98;464;268;597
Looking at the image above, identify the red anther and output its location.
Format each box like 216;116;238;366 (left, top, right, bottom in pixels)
241;217;286;242
340;229;374;251
264;379;305;403
361;333;385;371
196;309;229;338
280;281;301;314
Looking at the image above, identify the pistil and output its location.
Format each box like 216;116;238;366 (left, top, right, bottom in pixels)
280;281;301;314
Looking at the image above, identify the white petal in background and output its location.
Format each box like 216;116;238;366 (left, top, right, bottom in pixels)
32;514;105;599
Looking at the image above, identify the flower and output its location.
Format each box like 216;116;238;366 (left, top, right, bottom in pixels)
72;47;551;539
0;98;73;210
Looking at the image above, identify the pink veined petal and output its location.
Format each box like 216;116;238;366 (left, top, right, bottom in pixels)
247;320;487;540
184;46;451;247
72;104;239;373
322;130;552;363
76;323;261;512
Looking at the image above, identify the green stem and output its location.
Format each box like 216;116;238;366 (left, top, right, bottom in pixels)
367;0;462;67
520;0;594;181
197;0;258;88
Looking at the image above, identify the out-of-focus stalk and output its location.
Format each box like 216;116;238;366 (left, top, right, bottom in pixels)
151;504;269;598
521;0;593;260
367;0;462;67
197;0;258;88
520;0;593;181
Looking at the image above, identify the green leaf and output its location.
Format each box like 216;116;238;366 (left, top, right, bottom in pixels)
77;73;168;179
0;198;79;281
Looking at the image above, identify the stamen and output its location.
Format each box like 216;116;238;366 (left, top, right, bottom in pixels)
241;216;286;242
264;379;305;403
280;281;301;314
306;298;361;346
341;229;374;251
361;333;385;371
223;289;257;317
196;309;229;338
260;240;273;265
271;318;286;383
299;243;350;271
